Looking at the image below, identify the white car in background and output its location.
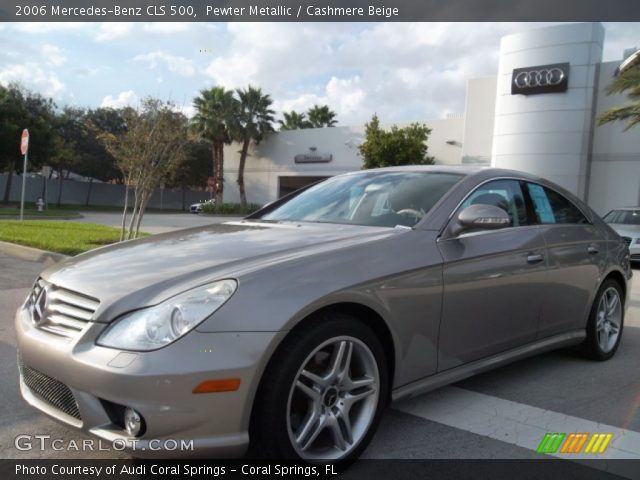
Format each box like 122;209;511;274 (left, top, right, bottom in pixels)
603;207;640;263
189;199;214;214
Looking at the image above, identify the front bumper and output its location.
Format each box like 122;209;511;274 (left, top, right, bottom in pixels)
15;306;285;458
629;243;640;262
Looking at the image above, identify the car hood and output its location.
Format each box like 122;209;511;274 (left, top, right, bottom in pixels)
42;221;396;322
609;223;640;237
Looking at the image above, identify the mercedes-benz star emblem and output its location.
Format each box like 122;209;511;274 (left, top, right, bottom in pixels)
32;288;47;324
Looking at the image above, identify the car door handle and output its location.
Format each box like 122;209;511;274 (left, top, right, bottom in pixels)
587;245;599;255
527;253;544;264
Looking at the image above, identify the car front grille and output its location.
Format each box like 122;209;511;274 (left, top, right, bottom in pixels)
18;355;82;421
622;236;632;246
27;279;100;340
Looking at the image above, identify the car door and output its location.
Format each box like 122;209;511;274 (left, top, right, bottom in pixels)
436;179;547;371
524;182;607;338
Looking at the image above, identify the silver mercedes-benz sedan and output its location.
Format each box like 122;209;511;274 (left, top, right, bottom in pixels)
16;166;631;462
603;207;640;263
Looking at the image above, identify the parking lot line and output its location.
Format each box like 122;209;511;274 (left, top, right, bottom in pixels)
394;385;640;460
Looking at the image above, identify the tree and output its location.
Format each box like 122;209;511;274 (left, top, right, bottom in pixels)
278;110;312;130
231;86;275;207
359;114;435;169
49;107;86;206
169;140;212;210
307;104;338;128
82;107;126;182
598;68;640;131
0;84;55;204
99;98;189;240
191;87;236;206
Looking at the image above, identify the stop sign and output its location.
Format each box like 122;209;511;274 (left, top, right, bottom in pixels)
20;129;29;155
207;176;216;188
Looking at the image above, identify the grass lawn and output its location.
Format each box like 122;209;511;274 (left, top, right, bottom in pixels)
0;207;80;217
53;204;185;213
0;220;148;255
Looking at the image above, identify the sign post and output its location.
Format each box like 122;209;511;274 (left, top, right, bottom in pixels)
19;129;29;221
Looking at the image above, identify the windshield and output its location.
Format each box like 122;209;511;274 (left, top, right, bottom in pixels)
603;209;640;225
260;171;463;228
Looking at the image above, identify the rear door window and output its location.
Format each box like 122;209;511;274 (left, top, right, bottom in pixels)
526;183;588;225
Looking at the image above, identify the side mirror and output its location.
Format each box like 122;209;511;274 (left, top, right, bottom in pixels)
449;204;512;237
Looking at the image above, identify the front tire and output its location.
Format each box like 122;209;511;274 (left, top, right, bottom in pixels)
582;279;624;361
250;313;388;462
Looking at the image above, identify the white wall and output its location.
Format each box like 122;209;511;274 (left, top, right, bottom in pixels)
491;22;605;199
223;126;364;205
462;77;497;164
587;60;640;214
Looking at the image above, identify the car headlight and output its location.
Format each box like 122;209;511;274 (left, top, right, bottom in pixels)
97;279;237;351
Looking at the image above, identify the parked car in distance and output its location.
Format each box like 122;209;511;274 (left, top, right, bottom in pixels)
16;166;631;462
190;199;214;214
603;207;640;263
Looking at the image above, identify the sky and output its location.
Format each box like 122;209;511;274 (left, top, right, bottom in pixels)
0;22;638;125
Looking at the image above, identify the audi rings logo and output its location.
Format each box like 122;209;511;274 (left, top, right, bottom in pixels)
514;68;565;88
512;62;569;95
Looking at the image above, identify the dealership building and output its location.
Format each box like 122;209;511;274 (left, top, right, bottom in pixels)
223;22;639;215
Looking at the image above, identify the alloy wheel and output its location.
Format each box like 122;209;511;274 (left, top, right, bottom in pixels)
596;287;622;353
286;336;380;461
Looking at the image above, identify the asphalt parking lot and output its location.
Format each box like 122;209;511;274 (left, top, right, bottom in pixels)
1;251;639;476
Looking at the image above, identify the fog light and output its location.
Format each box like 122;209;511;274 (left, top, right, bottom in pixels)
124;408;143;437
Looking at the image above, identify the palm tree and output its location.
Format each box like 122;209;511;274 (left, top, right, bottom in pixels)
231;86;275;207
598;68;640;131
307;104;338;128
192;87;236;206
278;110;312;130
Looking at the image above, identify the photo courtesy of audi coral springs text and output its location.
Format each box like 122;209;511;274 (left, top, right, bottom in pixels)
16;167;631;461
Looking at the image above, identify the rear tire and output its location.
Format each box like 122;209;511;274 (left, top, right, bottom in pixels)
582;279;624;361
250;312;389;462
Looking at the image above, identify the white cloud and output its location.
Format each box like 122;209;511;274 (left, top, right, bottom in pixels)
100;90;138;108
42;44;66;67
205;53;259;89
143;23;191;34
326;76;365;115
0;63;65;98
134;51;196;77
94;23;133;42
275;76;365;122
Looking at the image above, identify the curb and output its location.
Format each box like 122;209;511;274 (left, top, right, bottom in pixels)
0;241;69;265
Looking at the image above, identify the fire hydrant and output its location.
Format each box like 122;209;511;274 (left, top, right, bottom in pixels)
36;197;45;212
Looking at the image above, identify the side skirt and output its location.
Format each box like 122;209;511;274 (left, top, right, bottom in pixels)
391;330;586;403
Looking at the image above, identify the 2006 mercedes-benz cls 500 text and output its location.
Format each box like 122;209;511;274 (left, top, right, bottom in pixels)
16;166;632;461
